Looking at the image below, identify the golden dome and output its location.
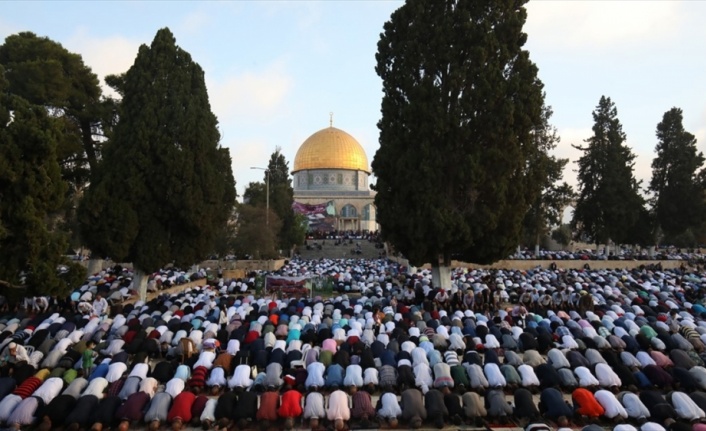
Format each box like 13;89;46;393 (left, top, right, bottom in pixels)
293;126;369;173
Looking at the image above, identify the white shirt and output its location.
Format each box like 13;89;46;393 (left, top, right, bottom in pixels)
82;377;109;397
68;330;84;344
620;352;642;368
484;363;506;388
466;364;489;389
560;335;579;350
106;362;128;383
547;349;570;369
343;365;363;387
575;366;599;387
93;297;109;316
636;351;656;368
518;364;540;387
111;315;126;332
33;378;64;404
305;362;325;389
264;332;276;349
303;392;326;419
377;392;402;418
54;338;73;354
327;389;351;421
228;364;253;389
448;333;466;351
363;368;379;385
193;351;216;370
414;363;433;393
595;390;628;419
165;378;185;398
139;377;158;398
102;340;125;356
63;378;88;398
671;391;705;420
595;363;621;388
689;366;706;390
129;363;149;379
226;339;240;355
484;335;500;349
411;347;429;367
206;367;227;387
619;392;649;419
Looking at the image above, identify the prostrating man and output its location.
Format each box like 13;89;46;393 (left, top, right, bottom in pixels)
400;388;427;429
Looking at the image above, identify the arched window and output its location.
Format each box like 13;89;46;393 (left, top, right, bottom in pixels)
362;204;375;221
341;204;357;218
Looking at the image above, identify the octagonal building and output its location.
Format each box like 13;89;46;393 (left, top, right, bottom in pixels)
292;124;376;232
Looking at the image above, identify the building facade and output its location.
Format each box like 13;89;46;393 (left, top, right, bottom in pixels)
292;124;377;232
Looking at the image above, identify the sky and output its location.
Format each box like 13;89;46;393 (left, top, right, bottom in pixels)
2;1;706;201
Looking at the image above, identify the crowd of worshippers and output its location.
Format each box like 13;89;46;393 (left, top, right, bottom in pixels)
509;248;705;262
2;260;706;431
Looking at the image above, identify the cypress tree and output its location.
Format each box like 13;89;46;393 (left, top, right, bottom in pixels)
572;96;646;245
0;32;115;250
0;66;86;296
521;105;574;250
78;28;236;297
0;32;111;190
373;0;546;284
244;148;305;251
649;107;704;244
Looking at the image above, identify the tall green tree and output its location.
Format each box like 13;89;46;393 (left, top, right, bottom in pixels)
244;148;305;251
372;0;546;285
649;107;705;244
551;224;573;248
522;105;574;248
78;28;236;297
0;32;115;193
231;204;281;259
0;66;85;296
572;96;646;245
0;32;117;251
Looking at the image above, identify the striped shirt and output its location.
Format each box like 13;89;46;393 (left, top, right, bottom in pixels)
351;390;375;419
13;377;42;399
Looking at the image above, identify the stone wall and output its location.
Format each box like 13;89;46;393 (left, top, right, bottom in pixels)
81;258;282;274
234;259;286;272
387;255;684;271
223;269;247;280
122;278;207;305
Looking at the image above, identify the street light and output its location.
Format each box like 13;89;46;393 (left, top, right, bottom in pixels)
250;167;269;226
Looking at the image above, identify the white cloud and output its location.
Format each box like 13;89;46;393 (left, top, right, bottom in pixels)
525;1;682;50
225;138;275;199
295;2;324;32
178;10;209;35
552;127;591;188
207;61;291;124
65;29;141;97
0;17;18;41
695;129;706;162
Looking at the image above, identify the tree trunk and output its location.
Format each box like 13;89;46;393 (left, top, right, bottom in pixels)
87;259;104;275
431;254;452;291
133;268;149;302
534;243;540;258
431;265;452;291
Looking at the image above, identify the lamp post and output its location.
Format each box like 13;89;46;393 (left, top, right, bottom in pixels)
250;167;269;226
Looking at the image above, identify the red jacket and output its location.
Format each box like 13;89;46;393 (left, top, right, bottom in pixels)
168;391;196;423
278;390;303;418
573;388;605;417
257;391;280;421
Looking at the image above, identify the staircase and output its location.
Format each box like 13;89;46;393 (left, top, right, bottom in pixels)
294;239;384;260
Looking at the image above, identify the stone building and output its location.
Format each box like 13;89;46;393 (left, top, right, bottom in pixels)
292;123;377;232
